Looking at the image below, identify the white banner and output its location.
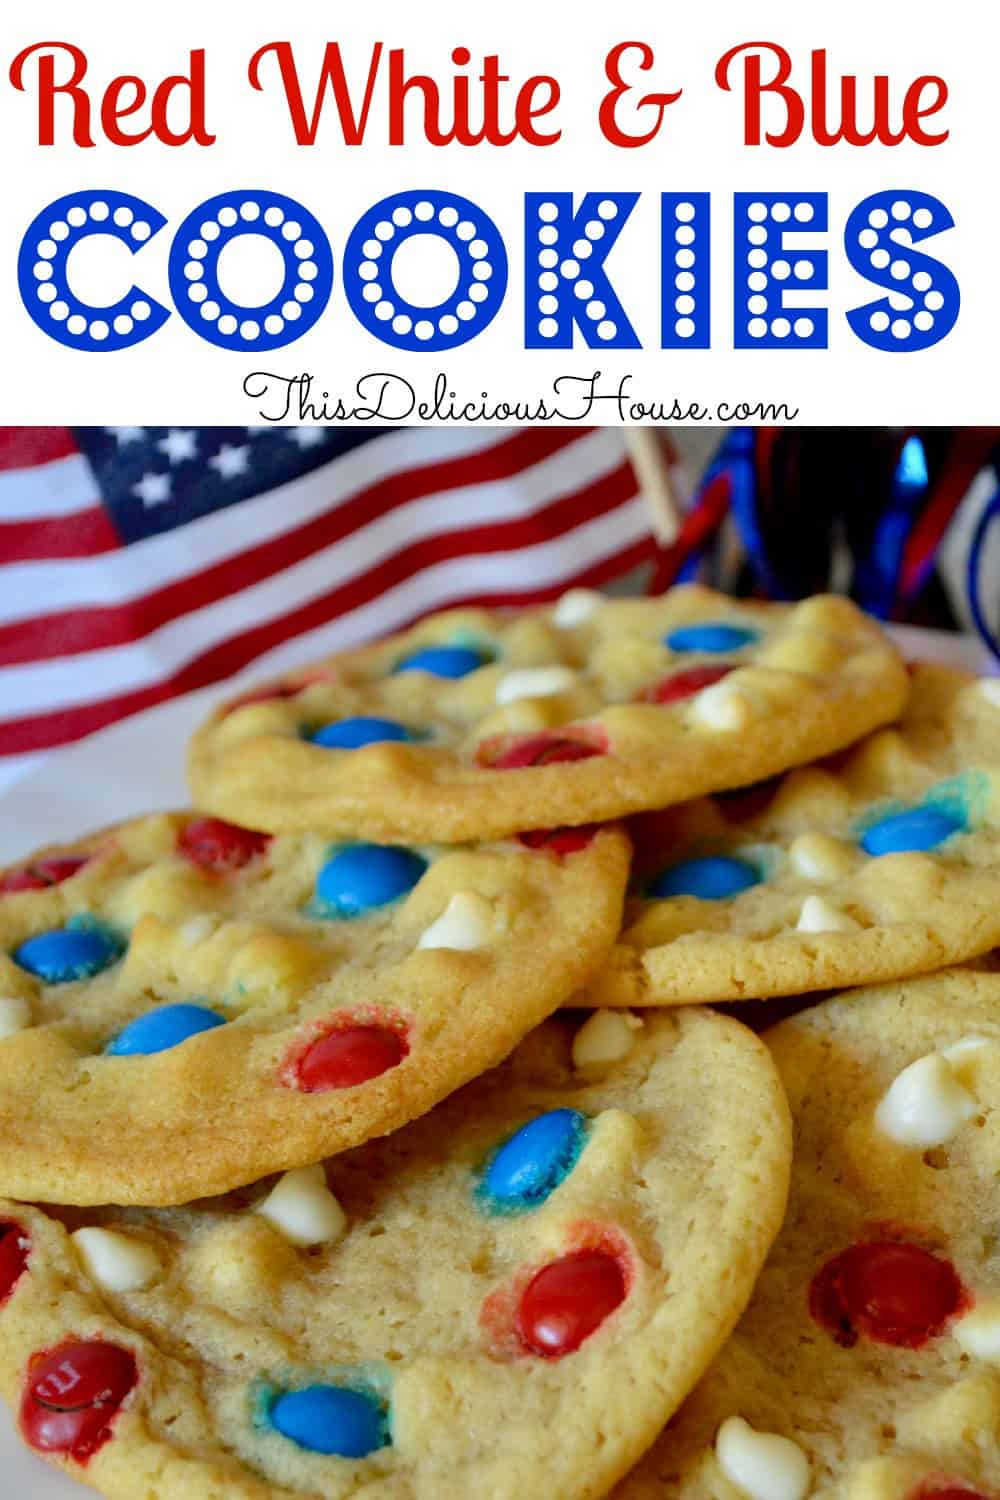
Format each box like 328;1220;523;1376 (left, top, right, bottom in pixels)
0;0;992;423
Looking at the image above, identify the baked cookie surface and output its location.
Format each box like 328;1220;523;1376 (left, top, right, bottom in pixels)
0;1008;790;1500
587;666;1000;1007
0;813;628;1205
187;588;907;842
615;967;1000;1500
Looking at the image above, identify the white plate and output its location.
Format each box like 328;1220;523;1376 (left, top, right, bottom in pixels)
0;624;992;1496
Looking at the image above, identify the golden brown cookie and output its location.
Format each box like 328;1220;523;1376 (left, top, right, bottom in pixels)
187;588;907;842
0;812;627;1205
614;968;1000;1500
0;1006;790;1500
586;665;1000;1008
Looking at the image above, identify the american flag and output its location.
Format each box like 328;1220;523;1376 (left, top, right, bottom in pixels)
0;425;660;795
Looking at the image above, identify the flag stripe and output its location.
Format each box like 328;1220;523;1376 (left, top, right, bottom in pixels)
0;428;607;662
0;505;651;755
0;451;100;520
2;450;635;715
0;424;655;781
0;508;122;563
0;427;595;627
0;427;79;472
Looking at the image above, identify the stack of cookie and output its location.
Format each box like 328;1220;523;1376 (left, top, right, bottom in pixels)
2;584;1000;1500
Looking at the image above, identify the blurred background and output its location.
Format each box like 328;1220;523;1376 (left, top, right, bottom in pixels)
2;424;999;799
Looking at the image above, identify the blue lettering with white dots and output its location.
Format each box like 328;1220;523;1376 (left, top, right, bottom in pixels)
524;192;640;350
343;189;507;352
844;190;960;353
661;194;711;349
734;192;828;350
16;188;961;354
17;190;169;352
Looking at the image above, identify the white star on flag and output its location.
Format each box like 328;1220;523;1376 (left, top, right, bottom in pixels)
209;443;251;480
158;429;198;465
107;426;145;447
289;428;326;449
132;471;173;508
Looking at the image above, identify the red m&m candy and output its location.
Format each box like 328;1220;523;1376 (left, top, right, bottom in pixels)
178;818;271;873
484;732;607;771
910;1487;994;1500
1;858;89;894
0;1220;30;1304
809;1240;967;1349
21;1341;138;1464
294;1023;408;1093
518;825;601;855
517;1249;626;1357
643;664;735;705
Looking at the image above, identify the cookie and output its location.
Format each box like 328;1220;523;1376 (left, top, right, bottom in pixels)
586;665;1000;1008
0;812;628;1205
186;587;908;842
614;967;1000;1500
0;1006;791;1500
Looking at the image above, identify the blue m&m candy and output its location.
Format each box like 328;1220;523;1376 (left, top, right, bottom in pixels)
14;925;121;983
394;646;488;679
860;806;965;857
311;718;411;750
315;844;428;918
269;1385;389;1458
648;856;760;901
106;1003;226;1057
479;1109;587;1212
665;623;759;654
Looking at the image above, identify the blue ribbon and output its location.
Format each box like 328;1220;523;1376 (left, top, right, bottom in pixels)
854;434;930;620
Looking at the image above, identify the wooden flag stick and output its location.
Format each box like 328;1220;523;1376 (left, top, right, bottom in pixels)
623;426;683;545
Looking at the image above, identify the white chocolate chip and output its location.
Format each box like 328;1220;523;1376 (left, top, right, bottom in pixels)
418;892;494;952
940;1036;993;1090
572;1010;643;1069
715;1416;811;1500
553;588;602;627
496;666;578;706
690;681;756;732
71;1227;161;1293
796;896;859;935
0;996;32;1039
978;678;1000;708
942;1036;992;1065
181;915;217;947
875;1053;977;1148
788;833;856;883
954;1296;1000;1362
256;1165;347;1248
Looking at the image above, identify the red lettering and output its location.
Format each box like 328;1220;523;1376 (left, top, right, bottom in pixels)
904;76;949;145
599;41;683;148
248;41;384;146
810;54;901;146
387;47;560;146
716;40;948;148
388;51;455;145
249;42;559;148
715;41;803;147
9;41;94;147
9;42;214;147
515;75;561;146
101;76;150;145
150;52;215;147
